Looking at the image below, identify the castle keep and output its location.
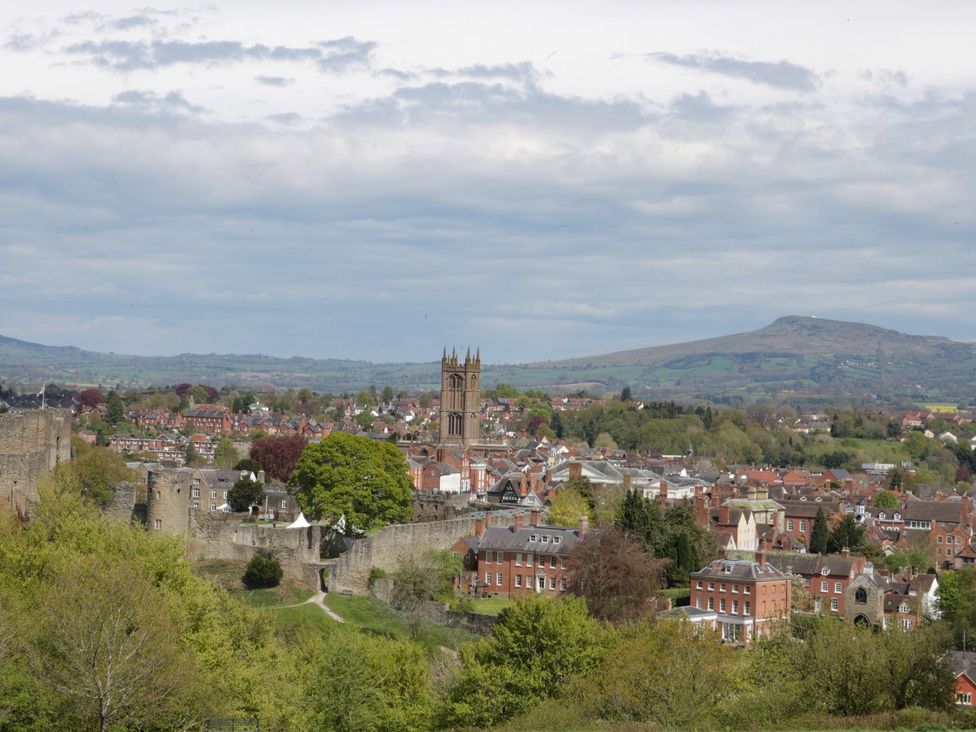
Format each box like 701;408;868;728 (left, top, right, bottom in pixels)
438;347;480;448
0;409;72;515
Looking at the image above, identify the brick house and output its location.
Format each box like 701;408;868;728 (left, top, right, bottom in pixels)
778;499;842;549
953;652;976;706
183;405;233;435
767;552;865;615
453;512;584;597
689;554;791;645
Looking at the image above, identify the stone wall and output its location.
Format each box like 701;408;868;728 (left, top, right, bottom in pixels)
327;510;521;595
0;409;72;515
186;514;327;588
104;481;147;525
146;468;193;534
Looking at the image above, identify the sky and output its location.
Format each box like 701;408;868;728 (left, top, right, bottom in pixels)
1;1;974;363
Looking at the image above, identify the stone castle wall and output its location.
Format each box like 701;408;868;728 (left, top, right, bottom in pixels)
0;409;72;514
327;510;521;595
186;515;327;587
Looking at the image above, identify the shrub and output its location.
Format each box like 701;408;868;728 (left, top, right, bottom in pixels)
243;549;283;589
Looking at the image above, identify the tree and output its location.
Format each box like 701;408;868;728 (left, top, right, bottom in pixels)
34;558;199;732
213;437;239;469
827;514;865;554
77;388;103;410
233;457;263;473
809;507;829;554
104;390;124;425
291;432;413;530
228;476;265;513
250;435;307;482
620;386;632;402
566;527;667;623
873;489;901;509
185;439;203;467
440;596;605;728
381;385;395;403
391;550;461;636
548;488;592;527
243;549;283;589
68;438;136;507
594;432;618;450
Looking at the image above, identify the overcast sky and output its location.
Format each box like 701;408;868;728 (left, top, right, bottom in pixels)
2;2;974;363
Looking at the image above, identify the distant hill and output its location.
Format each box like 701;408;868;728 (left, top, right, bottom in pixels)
2;316;974;405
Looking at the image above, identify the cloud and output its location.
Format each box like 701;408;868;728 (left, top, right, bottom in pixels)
266;112;301;125
112;89;206;114
649;52;817;91
59;37;371;72
255;75;293;87
430;62;539;83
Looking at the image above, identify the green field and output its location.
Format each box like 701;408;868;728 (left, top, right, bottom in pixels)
466;597;516;615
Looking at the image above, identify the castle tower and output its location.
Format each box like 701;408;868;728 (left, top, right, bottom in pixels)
438;347;481;447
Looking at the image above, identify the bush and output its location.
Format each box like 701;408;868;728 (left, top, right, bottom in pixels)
243;549;283;589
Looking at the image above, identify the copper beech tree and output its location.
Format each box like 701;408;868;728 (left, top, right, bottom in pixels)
566;526;668;624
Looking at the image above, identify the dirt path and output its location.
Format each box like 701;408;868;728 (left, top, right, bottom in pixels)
275;591;345;622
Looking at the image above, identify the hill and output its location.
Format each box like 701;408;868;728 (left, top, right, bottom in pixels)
2;316;974;405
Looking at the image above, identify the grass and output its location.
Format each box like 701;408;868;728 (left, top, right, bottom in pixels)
466;597;515;616
192;558;314;608
324;593;476;653
270;602;333;636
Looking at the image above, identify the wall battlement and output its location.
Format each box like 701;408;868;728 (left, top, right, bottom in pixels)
0;409;72;515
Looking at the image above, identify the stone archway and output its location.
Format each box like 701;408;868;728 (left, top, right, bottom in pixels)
853;614;871;627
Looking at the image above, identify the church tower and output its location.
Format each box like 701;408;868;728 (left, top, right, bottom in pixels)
439;347;481;447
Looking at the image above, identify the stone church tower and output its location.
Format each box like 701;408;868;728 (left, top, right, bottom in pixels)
439;347;481;447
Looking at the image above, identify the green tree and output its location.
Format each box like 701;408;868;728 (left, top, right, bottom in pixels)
827;514;865;554
594;432;618;450
381;385;395;403
104;390;124;425
809;507;829;554
548;488;592;527
620;386;632;402
243;549;283;588
439;595;606;728
873;489;901;509
68;438;135;507
292;432;413;530
213;437;239;469
228;476;265;513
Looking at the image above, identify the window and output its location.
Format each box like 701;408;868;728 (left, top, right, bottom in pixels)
821;581;828;592
210;503;217;511
743;585;751;594
708;597;714;610
484;572;491;585
724;565;732;574
485;550;493;563
526;553;533;567
732;584;738;593
720;599;726;612
821;567;830;576
210;489;217;499
497;552;503;565
744;601;750;615
878;512;885;520
192;488;200;498
787;519;794;531
900;618;911;631
550;556;557;568
708;582;715;591
281;499;288;509
222;490;228;499
732;600;739;614
549;577;556;590
720;584;726;593
515;575;522;588
496;573;503;586
799;520;806;532
516;553;522;566
899;603;911;614
956;693;972;705
855;587;868;604
937;535;943;544
154;519;162;530
834;582;842;594
560;558;566;569
541;535;549;543
957;536;963;545
530;534;538;543
830;598;839;612
697;580;704;590
553;536;561;545
560;577;567;591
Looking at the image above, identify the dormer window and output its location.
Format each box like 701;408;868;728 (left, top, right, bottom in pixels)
530;535;538;543
541;535;549;543
553;536;561;544
724;565;732;574
898;603;911;614
879;512;886;520
821;567;830;576
894;513;901;521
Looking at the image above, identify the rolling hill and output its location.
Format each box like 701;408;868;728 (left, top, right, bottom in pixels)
2;316;974;405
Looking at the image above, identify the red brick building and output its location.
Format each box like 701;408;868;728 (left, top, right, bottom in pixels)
953;652;976;706
766;552;864;615
453;512;585;597
689;554;791;644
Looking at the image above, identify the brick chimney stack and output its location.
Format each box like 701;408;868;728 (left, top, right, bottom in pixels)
475;516;485;537
718;503;730;526
512;513;523;532
757;546;766;569
569;461;583;480
530;508;541;526
519;472;528;497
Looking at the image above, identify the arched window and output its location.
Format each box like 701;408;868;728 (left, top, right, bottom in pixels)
855;587;868;604
450;374;463;390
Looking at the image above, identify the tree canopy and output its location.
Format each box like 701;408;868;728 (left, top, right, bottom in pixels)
291;432;413;530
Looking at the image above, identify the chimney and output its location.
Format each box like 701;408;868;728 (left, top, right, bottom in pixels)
475;516;485;537
841;546;850;557
659;480;668;499
711;490;720;508
569;461;582;480
579;514;589;535
519;472;528;497
530;508;541;526
622;472;632;492
694;484;703;498
757;547;766;569
719;503;730;526
512;514;523;532
484;513;492;530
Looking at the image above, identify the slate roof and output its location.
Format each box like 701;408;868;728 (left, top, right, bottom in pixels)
952;651;976;679
474;524;585;555
692;558;787;582
903;500;967;525
778;500;841;518
765;553;858;578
